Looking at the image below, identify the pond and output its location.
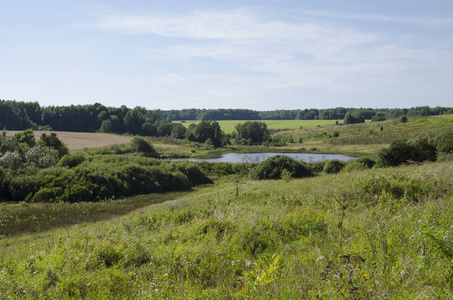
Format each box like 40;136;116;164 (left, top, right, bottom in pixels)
175;153;355;163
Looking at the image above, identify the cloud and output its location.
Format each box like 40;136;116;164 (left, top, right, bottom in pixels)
305;11;453;28
94;9;453;108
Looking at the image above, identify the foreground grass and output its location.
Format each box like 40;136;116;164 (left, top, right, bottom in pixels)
0;191;195;238
1;161;453;298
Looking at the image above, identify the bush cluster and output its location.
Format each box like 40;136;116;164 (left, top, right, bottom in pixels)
251;155;312;180
0;154;212;203
376;129;453;167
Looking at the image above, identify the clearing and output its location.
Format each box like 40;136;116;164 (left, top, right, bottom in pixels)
6;131;133;150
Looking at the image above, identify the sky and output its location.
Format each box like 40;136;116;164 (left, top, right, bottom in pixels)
1;0;452;110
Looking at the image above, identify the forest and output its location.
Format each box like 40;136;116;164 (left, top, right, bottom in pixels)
1;100;452;134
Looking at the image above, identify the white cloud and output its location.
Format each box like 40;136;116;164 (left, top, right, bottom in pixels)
305;11;453;28
94;9;453;109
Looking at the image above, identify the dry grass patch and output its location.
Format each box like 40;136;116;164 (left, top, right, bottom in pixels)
7;131;133;150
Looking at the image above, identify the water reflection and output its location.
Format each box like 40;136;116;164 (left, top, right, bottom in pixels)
175;153;354;163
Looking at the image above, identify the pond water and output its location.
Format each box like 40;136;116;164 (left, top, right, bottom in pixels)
176;153;355;163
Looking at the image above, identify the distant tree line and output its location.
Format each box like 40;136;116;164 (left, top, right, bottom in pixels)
1;100;453;147
161;106;453;121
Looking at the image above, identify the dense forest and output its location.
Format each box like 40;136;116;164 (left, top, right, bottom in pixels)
161;106;453;121
1;100;452;134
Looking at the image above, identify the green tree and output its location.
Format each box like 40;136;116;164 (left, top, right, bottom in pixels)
371;112;386;122
99;119;113;133
14;129;36;148
38;133;69;158
436;129;453;154
235;121;270;145
26;145;59;168
170;123;187;139
344;111;365;124
188;121;225;147
124;108;145;134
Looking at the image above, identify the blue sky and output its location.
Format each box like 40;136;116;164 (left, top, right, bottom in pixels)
1;0;452;110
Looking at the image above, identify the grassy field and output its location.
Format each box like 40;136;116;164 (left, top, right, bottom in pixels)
274;114;453;157
1;161;453;298
6;131;133;150
174;119;342;134
1;115;453;298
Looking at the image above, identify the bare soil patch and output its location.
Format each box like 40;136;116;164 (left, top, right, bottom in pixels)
6;131;133;150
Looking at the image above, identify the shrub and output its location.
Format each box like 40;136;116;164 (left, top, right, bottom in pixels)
355;157;376;168
129;136;158;157
26;145;59;168
31;187;63;202
308;161;327;174
378;138;437;167
38;133;69;158
436;129;453;154
170;163;213;186
251;155;312;180
0;151;23;169
323;159;345;174
58;154;86;168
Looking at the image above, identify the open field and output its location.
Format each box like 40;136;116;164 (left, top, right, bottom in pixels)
6;131;133;150
1;161;453;298
273;114;453;157
1;114;453;298
174;119;342;134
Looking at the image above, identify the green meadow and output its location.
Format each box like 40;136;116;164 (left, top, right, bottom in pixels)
1;161;453;298
1;114;453;298
174;119;342;134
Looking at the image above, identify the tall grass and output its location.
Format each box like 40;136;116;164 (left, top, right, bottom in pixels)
1;161;453;298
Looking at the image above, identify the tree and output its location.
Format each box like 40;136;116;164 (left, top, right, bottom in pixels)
170;123;186;139
26;145;59;168
155;119;172;137
99;119;113;133
38;133;69;158
123;108;145;134
371;112;386;122
344;111;365;124
141;121;157;136
234;121;270;145
188;121;224;147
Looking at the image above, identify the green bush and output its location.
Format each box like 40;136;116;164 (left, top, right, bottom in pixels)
323;159;345;174
25;145;59;168
308;161;327;174
251;155;312;180
341;157;375;173
129;136;158;157
436;129;453;154
355;157;376;168
31;187;63;203
58;154;86;168
377;138;437;167
169;163;213;186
